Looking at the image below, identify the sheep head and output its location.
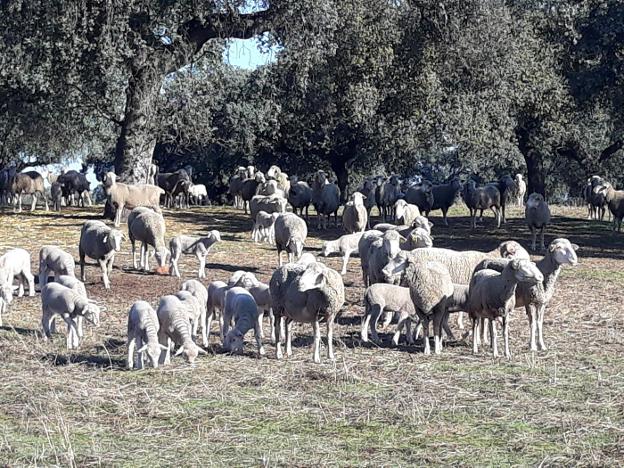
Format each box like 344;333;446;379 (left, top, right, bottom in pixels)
138;342;168;368
209;230;222;243
498;240;530;260
298;253;317;265
224;329;245;354
104;229;123;252
548;238;579;266
382;251;409;280
297;262;327;292
351;191;366;205
405;227;433;249
83;302;101;326
509;259;543;284
175;342;207;363
321;241;337;257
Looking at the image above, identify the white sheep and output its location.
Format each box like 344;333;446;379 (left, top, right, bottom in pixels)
127;301;167;369
55;275;88;338
252;211;278;244
41;283;102;349
188;183;208;205
361;283;416;344
342;192;368;234
39;246;75;288
79;220;123;289
274;212;308;266
222;287;265;356
0;248;35;297
394;199;421;226
128;207;169;271
321;232;364;275
156;295;207;364
169;231;221;278
181;279;209;346
103;172;164;227
228;271;276;344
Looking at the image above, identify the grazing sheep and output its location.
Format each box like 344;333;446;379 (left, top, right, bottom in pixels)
103;172;164;227
525;193;551;251
51;182;63;211
181;279;209;346
475;238;578;351
222;287;265;356
311;170;341;229
249;194;288;222
156;170;191;208
431;177;462;225
394;199;421;226
377;175;403;221
39;246;75;288
514;174;527;206
206;280;228;341
156;295;207;365
127;301;167;369
41;283;101;349
0;248;35;297
270;260;345;363
288;176;313;218
321;232;364;275
79;220;123;289
252;211;278;244
11;171;49;212
598;184;624;231
358;230;383;286
228;272;276;344
367;230;403;285
229;167;248;209
128;207;168;271
169;231;221;278
468;259;543;358
274;213;308;266
462;179;502;229
405;180;434;216
175;290;204;341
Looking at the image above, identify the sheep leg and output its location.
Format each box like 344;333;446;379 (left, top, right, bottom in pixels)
432;309;444;355
277;249;283;267
537;304;547;351
326;315;335;360
502;315;511;359
471;317;479;353
285;319;293;357
442;313;455;341
456;311;465;330
540;227;545;252
360;313;372;342
340;251;350;275
275;315;284;359
531;228;537;251
490;318;498;357
25;272;35;297
369;304;383;342
30;193;37;212
526;304;537;351
254;314;265;356
98;259;110;289
43;191;49;211
127;337;136;369
442;208;449;226
269;309;276;345
392;315;407;346
422;318;431;355
76;315;84;338
313;319;321;363
205;309;215;343
200;309;208;348
256;308;265;339
131;240;138;269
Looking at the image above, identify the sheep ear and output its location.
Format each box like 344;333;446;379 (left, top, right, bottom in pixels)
174;346;185;356
571;243;579;251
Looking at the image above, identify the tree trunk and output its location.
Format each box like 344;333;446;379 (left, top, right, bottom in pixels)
113;65;161;184
331;158;350;203
524;151;546;197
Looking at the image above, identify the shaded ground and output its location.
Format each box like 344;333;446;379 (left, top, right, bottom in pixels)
0;203;623;466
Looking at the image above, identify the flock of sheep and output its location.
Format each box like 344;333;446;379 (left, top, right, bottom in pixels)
0;161;602;368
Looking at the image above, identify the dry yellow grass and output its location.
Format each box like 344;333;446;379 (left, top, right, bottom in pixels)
0;203;623;466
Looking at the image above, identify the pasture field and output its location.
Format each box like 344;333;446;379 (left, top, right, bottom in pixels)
0;204;623;466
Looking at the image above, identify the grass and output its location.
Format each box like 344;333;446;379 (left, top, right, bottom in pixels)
0;203;623;466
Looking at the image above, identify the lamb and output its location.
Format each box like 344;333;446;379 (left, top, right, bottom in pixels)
598;184;624;232
127;207;169;271
525;193;551;251
462;179;502;229
430;177;462;225
156;295;207;364
321;232;364;275
102;172;164;227
270;260;345;363
514;174;527;206
41;282;101;349
39;246;76;288
0;248;35;297
206;280;229;341
342;192;368;233
288;176;313;218
127;301;167;369
78;220;123;289
274;212;308;266
11;171;49;212
251;211;278;244
249;194;288;222
367;230;403;285
169;231;221;278
405;180;434;216
358;230;383;286
228;272;276;343
181;279;209;345
360;283;416;344
474;238;578;351
241;172;267;213
56;275;87;298
394;199;421;226
401;227;433;251
51;182;63;211
377;175;403;221
175;290;204;344
311;170;341;229
222;287;265;356
188;183;208;205
468;259;543;358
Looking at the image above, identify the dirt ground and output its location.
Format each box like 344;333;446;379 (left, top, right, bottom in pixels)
0;203;623;466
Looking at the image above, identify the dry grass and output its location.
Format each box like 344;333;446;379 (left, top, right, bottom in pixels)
0;203;623;466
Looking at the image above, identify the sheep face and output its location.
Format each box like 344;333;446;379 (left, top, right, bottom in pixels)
351;192;366;205
381;251;408;279
321;241;337;257
139;342;164;368
239;272;259;289
526;193;545;207
499;241;529;260
297;263;326;292
84;303;101;326
106;230;123;251
549;239;579;266
510;259;544;284
224;329;245;353
210;230;222;243
408;228;433;248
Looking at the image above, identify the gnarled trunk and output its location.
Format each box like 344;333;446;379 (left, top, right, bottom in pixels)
331;158;350;203
524;151;546;197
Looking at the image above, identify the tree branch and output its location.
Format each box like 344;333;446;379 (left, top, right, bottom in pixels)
598;138;624;162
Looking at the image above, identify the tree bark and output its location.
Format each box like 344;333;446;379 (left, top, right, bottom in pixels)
331;158;350;203
524;151;546;197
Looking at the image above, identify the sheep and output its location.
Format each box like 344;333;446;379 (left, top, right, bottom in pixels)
11;171;48;212
258;179;286;199
241;172;267;214
249;194;288;222
222;287;265;356
358;230;383;286
41;282;101;349
401;227;433;251
321;232;364;275
361;283;416;344
228;272;276;344
39;246;75;288
181;279;209;345
288;176;313;219
468;259;544;358
274;212;308;266
229;166;248;209
358;177;378;227
374;215;433;236
266;165;291;194
377;175;403;221
525;193;551;251
394;199;421;226
127;301;168;369
156;170;192;208
514;174;527;206
188;183;208;205
156;295;207;365
0;248;35;297
127;207;169;271
342;192;368;234
270;260;345;363
430;177;462;225
78;220;123;289
252;211;278;244
462;179;502;229
51;182;63;211
102;172;164;227
54;275;88;337
169;231;221;278
367;230;403;285
57;170;91;207
474;238;578;351
206;280;229;341
586;176;608;220
311;170;341;229
598;184;624;232
175;290;204;343
405;180;434;216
